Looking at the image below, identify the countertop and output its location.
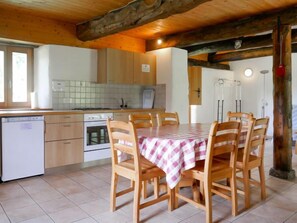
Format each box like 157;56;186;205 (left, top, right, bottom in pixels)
0;108;165;117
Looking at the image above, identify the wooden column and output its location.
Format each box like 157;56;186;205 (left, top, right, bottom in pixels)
269;24;295;179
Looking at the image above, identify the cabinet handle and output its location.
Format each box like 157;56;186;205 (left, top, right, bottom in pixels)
64;142;71;145
63;124;71;127
63;116;71;119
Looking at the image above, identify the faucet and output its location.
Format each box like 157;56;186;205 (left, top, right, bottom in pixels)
120;98;124;108
120;98;128;108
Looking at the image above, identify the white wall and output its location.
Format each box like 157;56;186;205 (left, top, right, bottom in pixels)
34;45;51;108
230;54;297;136
150;48;189;124
191;68;234;123
34;45;98;109
48;45;97;81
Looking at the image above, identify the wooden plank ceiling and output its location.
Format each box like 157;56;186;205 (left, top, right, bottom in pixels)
1;0;297;58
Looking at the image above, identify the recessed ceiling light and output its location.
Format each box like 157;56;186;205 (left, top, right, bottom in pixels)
244;68;253;77
157;39;162;45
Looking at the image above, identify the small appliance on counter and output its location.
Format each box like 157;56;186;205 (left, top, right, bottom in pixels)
143;89;155;109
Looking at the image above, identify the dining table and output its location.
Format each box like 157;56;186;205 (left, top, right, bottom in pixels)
137;123;247;189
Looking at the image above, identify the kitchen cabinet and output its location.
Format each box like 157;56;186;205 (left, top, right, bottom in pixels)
98;48;134;84
97;48;156;85
133;53;156;85
44;114;83;168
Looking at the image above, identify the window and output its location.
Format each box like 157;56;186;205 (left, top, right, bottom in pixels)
0;45;33;108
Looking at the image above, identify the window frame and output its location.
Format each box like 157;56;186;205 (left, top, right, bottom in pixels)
0;45;33;109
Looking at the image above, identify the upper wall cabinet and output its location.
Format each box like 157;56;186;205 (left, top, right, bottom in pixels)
97;48;156;85
133;52;156;85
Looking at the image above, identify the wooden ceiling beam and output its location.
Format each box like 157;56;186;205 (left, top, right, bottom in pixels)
77;0;210;41
185;29;297;56
208;44;297;63
188;58;230;70
147;5;297;51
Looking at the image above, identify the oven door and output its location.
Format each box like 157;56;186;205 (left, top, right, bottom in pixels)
84;121;110;152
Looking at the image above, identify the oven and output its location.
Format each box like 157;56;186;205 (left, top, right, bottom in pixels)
83;113;113;162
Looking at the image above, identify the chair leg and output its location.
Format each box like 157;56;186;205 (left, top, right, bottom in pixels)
174;183;179;209
153;177;160;198
133;180;141;223
230;173;238;216
242;169;250;209
259;165;266;200
141;181;147;199
204;180;212;223
110;172;118;212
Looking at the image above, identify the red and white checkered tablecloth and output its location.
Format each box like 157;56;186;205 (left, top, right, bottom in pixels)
137;123;247;189
137;123;210;189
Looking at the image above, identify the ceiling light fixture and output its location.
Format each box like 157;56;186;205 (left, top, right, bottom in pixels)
244;68;253;77
157;39;162;45
234;39;242;49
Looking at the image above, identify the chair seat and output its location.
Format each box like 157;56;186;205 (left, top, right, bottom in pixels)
182;159;231;181
119;157;158;172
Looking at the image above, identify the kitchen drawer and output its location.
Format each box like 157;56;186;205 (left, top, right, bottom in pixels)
45;114;83;123
45;138;83;168
45;122;83;141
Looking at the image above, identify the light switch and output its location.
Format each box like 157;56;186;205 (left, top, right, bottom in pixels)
141;64;150;73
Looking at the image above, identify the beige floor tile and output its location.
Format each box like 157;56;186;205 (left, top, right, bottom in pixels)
232;213;274;223
5;204;46;223
79;198;110;216
72;217;98;223
79;178;110;191
285;212;297;223
179;211;230;223
92;210;131;223
264;194;297;212
0;213;10;223
30;188;63;203
18;215;54;223
49;206;88;223
38;197;76;214
65;171;98;183
57;183;88;196
0;183;28;202
1;194;35;211
66;190;98;205
249;203;294;223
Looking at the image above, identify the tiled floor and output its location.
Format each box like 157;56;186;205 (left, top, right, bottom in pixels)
0;140;297;223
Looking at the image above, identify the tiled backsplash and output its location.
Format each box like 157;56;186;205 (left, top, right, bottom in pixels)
52;80;166;110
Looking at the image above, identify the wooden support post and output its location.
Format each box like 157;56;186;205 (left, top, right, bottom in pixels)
269;25;295;180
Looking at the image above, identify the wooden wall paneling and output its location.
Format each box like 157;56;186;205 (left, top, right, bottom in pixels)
188;66;202;105
0;9;145;53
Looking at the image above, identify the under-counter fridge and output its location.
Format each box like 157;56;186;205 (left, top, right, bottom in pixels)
1;116;44;182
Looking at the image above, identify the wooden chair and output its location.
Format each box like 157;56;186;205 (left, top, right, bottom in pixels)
129;113;154;128
129;113;161;198
236;117;269;209
227;111;254;126
107;119;172;223
175;121;242;223
157;112;179;126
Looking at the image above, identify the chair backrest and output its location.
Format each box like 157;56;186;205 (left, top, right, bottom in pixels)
107;119;141;174
205;121;242;179
227;111;254;126
157;112;179;126
242;117;269;165
129;113;153;128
